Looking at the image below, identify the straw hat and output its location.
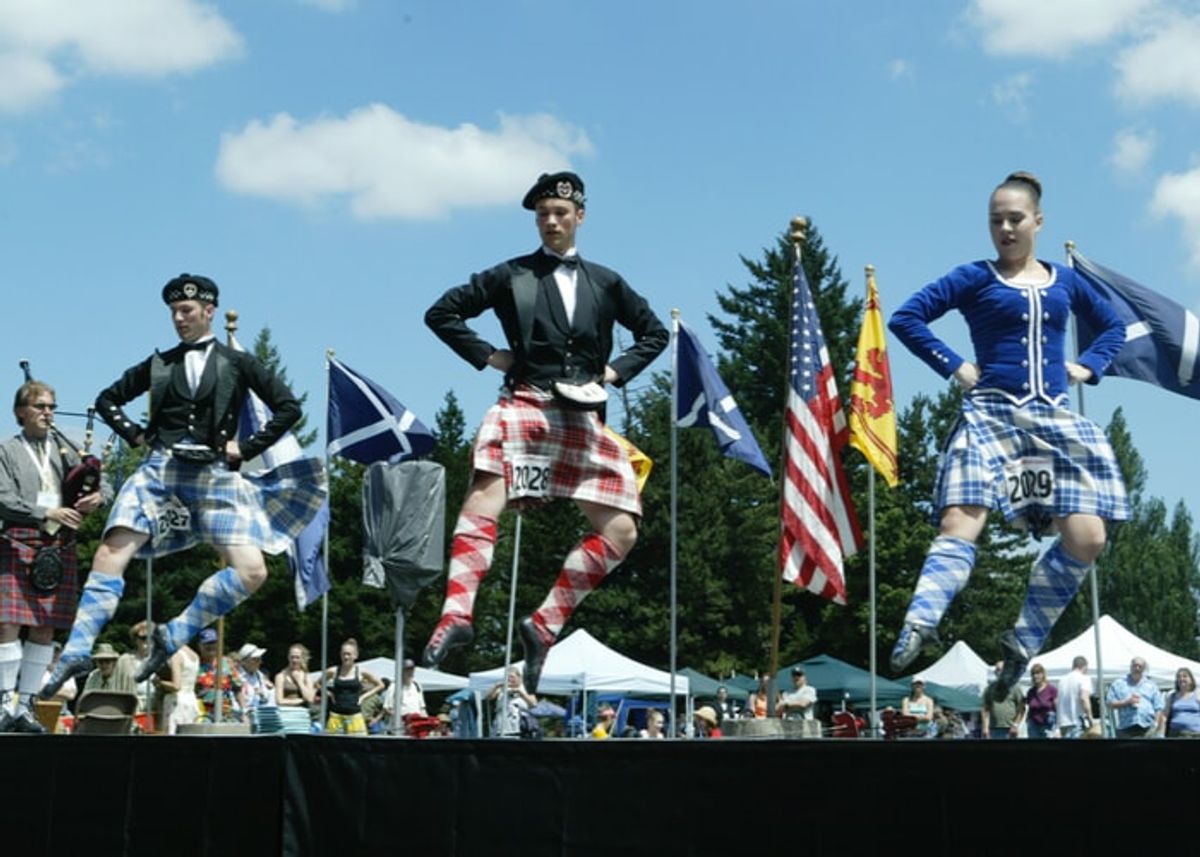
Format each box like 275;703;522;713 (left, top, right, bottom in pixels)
91;642;119;661
694;706;718;727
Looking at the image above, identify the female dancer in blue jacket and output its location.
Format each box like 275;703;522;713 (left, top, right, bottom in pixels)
888;171;1128;694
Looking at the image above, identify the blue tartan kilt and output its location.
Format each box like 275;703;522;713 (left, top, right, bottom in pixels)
934;394;1130;536
104;450;328;559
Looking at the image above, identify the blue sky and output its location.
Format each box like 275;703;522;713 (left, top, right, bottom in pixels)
3;0;1200;517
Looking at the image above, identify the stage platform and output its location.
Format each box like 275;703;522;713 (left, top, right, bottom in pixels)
4;734;1197;856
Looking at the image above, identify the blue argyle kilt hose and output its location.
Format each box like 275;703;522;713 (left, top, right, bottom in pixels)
105;449;328;559
935;394;1130;535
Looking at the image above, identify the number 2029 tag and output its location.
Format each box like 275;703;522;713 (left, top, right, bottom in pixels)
1002;456;1054;510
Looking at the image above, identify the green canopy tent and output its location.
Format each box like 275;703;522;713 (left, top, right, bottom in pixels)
776;654;912;710
678;667;750;701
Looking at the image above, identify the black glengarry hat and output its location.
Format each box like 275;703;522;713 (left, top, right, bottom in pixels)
522;171;586;210
162;273;219;306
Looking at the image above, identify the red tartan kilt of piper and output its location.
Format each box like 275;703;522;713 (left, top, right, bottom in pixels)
0;526;80;629
472;387;641;516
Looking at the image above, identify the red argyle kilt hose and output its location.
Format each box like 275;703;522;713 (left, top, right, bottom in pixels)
0;527;79;629
472;387;641;516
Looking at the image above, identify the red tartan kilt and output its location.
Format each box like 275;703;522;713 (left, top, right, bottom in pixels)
472;387;641;516
0;527;80;629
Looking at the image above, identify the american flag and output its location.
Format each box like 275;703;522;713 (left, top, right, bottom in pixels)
780;255;862;604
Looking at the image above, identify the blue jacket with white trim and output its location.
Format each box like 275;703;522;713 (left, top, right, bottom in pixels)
888;260;1126;406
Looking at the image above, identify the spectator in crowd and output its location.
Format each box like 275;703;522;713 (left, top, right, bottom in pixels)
776;667;818;735
236;642;273;717
591;701;617;739
639;709;666;739
1159;667;1200;738
115;621;154;714
488;666;536;738
746;671;777;719
1056;655;1093;738
1106;657;1163;738
1024;662;1058;738
901;678;935;737
713;685;738;725
386;658;427;736
158;636;200;734
362;677;390;735
323;637;382;736
275;643;317;712
693;705;720;738
195;627;242;722
83;642;132;692
981;661;1025;739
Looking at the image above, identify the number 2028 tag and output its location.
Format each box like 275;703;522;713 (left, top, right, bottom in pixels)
507;453;552;501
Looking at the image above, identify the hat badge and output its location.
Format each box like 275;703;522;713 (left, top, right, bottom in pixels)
555;180;574;199
182;282;197;299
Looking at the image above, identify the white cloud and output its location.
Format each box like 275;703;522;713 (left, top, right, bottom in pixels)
215;105;594;220
0;0;242;112
1151;166;1200;266
968;0;1154;57
991;72;1034;120
0;51;64;112
1115;15;1200;106
1110;128;1156;173
888;59;912;80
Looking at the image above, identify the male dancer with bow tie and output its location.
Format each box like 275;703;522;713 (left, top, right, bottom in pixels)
421;172;667;692
43;274;326;696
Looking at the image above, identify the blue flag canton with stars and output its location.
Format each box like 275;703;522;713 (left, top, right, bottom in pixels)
790;261;833;402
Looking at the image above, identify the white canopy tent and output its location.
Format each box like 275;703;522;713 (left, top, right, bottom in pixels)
911;640;992;698
467;628;689;697
1032;614;1200;689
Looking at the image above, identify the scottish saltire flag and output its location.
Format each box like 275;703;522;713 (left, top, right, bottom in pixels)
848;267;899;487
229;332;330;610
1071;249;1200;400
674;319;772;478
780;257;862;605
327;357;435;464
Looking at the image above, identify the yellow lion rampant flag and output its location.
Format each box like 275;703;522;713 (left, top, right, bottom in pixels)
848;266;899;487
604;427;653;493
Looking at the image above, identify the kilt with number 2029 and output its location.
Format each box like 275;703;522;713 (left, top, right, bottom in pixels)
935;393;1130;536
104;450;328;559
472;386;641;515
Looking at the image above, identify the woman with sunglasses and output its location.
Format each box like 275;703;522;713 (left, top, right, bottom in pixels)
1159;667;1200;738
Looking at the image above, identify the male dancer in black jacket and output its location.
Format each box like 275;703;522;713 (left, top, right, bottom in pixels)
422;172;667;692
44;274;325;695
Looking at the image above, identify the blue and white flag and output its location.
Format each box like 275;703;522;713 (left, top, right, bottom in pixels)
230;332;330;610
327;357;435;464
1071;249;1200;400
675;318;772;477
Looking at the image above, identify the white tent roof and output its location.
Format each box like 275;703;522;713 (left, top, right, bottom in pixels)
911;640;991;698
312;658;468;692
467;628;689;696
1031;614;1200;688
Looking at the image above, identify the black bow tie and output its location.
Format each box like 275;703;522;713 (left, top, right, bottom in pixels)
181;339;213;352
546;253;578;269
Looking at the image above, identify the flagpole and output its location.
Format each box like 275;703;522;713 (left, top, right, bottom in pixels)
768;216;809;711
1066;240;1107;729
669;308;680;738
319;348;335;732
863;265;880;737
499;514;522;736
